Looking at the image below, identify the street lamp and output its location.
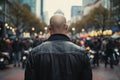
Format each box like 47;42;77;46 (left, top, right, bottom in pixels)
5;23;8;27
40;31;43;35
94;31;98;37
32;27;35;31
5;23;9;29
12;28;16;35
103;30;107;36
44;27;48;34
108;30;112;35
44;27;48;31
81;28;85;32
72;27;75;31
72;27;75;39
6;25;9;29
105;30;112;36
10;27;12;30
12;28;15;32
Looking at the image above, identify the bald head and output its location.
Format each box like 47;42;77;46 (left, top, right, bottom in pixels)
50;14;66;28
49;14;68;34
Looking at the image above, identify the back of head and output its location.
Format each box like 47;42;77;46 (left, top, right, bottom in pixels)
50;14;66;27
49;14;68;34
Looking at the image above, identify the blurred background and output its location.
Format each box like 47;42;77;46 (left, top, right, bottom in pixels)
0;0;120;80
0;0;120;39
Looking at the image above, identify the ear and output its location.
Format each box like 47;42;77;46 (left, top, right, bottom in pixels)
65;25;68;31
48;25;51;31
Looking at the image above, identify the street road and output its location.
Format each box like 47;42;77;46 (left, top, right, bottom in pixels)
0;63;120;80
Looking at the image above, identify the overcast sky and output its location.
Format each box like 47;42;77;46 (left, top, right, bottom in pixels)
44;0;82;21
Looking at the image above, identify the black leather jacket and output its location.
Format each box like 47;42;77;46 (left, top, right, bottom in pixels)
25;34;92;80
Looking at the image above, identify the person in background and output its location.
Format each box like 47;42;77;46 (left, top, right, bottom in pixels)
92;37;101;67
0;38;8;52
105;38;115;69
12;37;20;67
6;38;13;63
33;36;42;48
25;14;92;80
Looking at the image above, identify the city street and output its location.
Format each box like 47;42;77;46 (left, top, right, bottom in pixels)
0;63;120;80
0;0;120;80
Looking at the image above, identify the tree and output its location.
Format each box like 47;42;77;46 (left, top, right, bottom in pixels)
5;1;46;37
110;0;120;27
90;6;108;30
70;6;109;33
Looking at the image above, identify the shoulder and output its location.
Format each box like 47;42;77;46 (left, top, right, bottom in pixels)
66;41;86;51
30;41;87;55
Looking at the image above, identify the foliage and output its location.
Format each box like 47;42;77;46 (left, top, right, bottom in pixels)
5;1;46;34
70;6;109;33
111;0;120;27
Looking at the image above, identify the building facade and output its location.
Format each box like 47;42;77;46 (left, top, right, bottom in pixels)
103;0;110;9
54;9;64;15
0;0;5;22
21;0;36;15
110;0;120;27
0;0;6;37
71;6;82;23
21;0;44;20
82;0;97;7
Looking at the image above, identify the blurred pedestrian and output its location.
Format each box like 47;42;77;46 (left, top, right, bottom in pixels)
33;36;42;48
105;38;115;69
6;38;13;63
92;38;101;67
0;38;8;52
12;37;21;67
24;38;33;50
85;37;94;49
80;39;86;48
25;14;92;80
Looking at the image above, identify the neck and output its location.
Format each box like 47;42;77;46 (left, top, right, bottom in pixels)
51;32;67;36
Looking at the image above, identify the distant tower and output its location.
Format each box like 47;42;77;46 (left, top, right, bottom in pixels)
71;6;82;23
41;0;44;21
21;0;44;21
83;0;96;7
36;0;40;18
54;9;64;15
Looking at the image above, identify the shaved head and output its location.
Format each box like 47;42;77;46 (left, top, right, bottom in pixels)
50;14;66;27
49;14;68;34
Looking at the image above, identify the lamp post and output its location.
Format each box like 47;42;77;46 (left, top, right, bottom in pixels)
72;27;75;40
44;27;48;31
31;27;35;38
81;28;85;32
32;27;35;31
44;27;48;34
72;27;75;32
72;27;75;35
5;23;8;27
40;31;43;35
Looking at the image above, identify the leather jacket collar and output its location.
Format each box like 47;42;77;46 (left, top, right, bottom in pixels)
46;34;71;41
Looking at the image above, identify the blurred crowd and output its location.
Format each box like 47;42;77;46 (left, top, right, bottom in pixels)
72;37;120;68
0;36;120;68
0;36;45;67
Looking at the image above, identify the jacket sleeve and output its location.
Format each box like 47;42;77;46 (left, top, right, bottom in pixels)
24;51;36;80
82;54;92;80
